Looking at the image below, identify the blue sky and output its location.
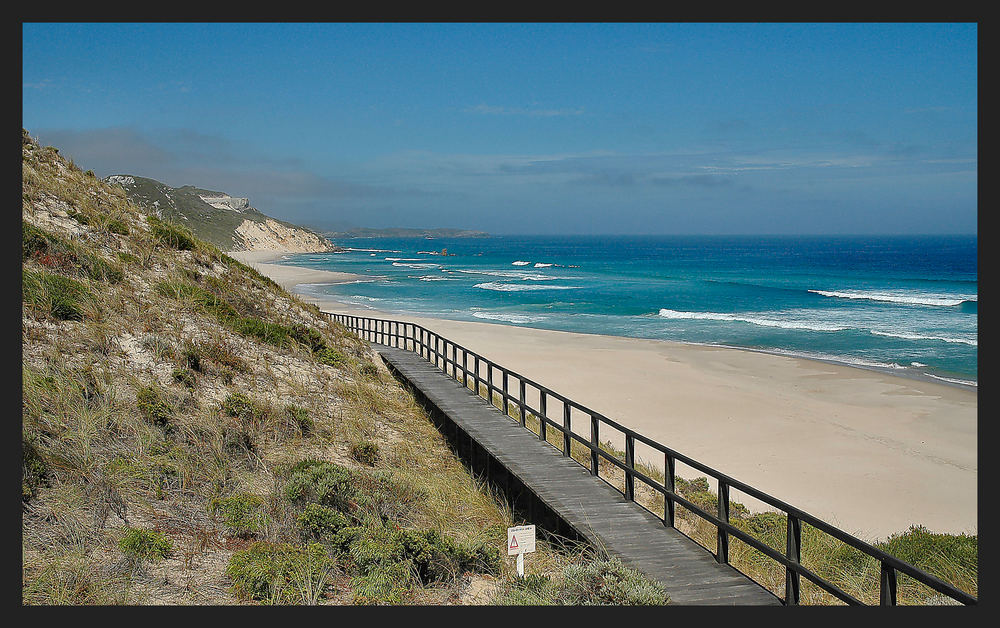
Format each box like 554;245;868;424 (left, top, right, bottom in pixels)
22;22;977;235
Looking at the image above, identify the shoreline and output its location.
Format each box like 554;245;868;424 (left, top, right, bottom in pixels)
237;254;978;540
226;250;366;291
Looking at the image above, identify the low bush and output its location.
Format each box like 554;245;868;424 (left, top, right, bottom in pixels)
285;405;313;435
283;459;355;512
118;527;173;562
350;441;379;466
172;367;196;388
148;215;196;251
297;503;350;540
136;386;172;429
22;437;48;502
876;525;978;577
226;542;335;605
22;268;90;321
212;493;270;537
558;558;669;605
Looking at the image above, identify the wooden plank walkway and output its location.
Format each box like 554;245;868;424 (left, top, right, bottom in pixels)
376;345;781;606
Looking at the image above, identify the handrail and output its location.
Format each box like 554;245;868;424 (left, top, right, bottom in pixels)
328;313;977;606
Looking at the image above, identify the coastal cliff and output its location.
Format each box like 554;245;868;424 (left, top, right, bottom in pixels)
105;174;336;254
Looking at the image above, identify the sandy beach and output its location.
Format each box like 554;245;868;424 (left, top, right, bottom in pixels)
235;253;978;541
227;250;366;291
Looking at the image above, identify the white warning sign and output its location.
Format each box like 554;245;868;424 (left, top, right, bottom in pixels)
507;525;536;555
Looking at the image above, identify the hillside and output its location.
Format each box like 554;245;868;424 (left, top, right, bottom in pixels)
105;174;337;254
20;131;668;606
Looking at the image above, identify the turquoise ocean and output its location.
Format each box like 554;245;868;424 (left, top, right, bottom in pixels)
278;235;977;388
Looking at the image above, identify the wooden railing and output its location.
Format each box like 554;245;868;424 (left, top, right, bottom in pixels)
328;313;977;606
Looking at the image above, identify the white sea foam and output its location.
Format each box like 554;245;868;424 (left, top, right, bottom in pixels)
475;282;581;292
392;262;440;269
471;311;546;324
657;309;848;332
512;260;532;266
910;362;928;367
384;257;425;261
761;347;909;371
419;275;458;282
455;269;564;281
869;330;977;346
809;289;976;307
927;374;978;387
534;263;553;268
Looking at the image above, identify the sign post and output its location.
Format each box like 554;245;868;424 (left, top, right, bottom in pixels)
507;524;536;578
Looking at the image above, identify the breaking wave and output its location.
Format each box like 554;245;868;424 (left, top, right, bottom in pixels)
471;311;546;324
657;308;848;332
809;289;976;307
475;282;581;292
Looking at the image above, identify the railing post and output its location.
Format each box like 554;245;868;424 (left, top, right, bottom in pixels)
664;453;675;528
474;355;481;395
502;371;509;417
590;415;599;475
539;392;547;441
786;514;801;605
462;350;468;388
451;343;457;379
519;379;526;427
625;434;635;501
487;363;493;407
562;403;571;457
717;481;729;564
880;562;897;606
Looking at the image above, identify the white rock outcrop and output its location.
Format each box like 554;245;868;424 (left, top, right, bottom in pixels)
233;217;333;253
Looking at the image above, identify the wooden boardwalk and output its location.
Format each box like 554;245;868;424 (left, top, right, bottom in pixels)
377;345;781;606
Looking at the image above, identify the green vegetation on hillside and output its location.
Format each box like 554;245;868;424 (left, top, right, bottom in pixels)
21;130;664;606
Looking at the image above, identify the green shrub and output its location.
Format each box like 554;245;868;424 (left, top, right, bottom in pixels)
136;386;172;428
289;324;326;353
22;437;48;502
285;405;313;435
105;218;129;236
212;493;270;537
80;253;124;283
116;251;140;266
230;316;294;348
23;220;51;258
558;558;668;605
22;268;89;321
350;469;425;522
398;527;500;583
172;367;196;388
359;362;381;379
283;459;355;512
118;527;173;562
297;503;350;540
876;525;977;576
315;346;344;366
492;573;556;605
148;215;196;251
227;542;334;605
222;392;265;423
350;441;379;466
351;561;411;605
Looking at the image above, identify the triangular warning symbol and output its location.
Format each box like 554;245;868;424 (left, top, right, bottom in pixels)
509;535;519;549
